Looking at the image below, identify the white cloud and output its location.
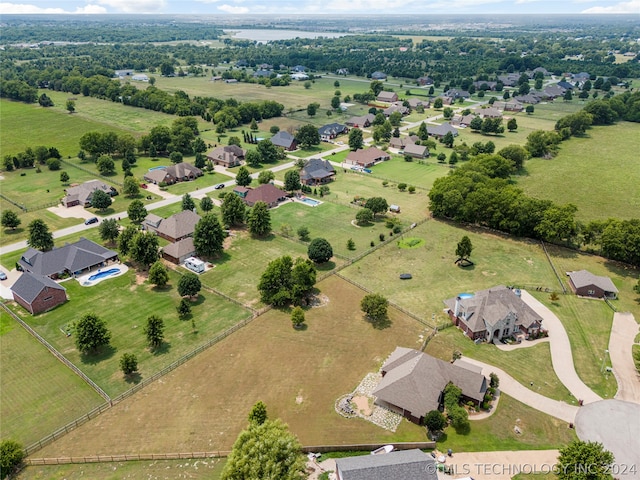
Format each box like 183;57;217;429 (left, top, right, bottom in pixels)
94;0;166;13
515;0;540;4
194;0;222;3
581;0;640;11
0;2;107;13
217;3;248;12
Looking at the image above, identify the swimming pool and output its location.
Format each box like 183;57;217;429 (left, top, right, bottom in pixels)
148;166;168;171
458;293;474;299
300;197;322;207
88;268;120;281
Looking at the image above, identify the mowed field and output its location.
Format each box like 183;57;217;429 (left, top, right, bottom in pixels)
13;269;251;397
0;311;104;446
517;121;640;221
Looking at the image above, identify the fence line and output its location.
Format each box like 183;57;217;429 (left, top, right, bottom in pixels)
0;193;26;211
540;241;567;294
0;303;110;404
24;442;436;466
604;297;618;312
59;159;124;187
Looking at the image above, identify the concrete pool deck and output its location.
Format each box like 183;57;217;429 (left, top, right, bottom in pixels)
77;263;129;287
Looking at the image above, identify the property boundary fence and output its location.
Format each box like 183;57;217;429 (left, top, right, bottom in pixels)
540;240;567;294
59;159;123;187
0;193;27;212
24;442;436;466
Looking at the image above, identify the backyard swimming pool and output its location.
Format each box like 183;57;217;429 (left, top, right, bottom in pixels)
88;268;120;281
148;166;168;171
79;264;128;287
299;197;322;207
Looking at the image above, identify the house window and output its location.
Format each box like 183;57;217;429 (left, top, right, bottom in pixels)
588;289;595;295
43;296;53;301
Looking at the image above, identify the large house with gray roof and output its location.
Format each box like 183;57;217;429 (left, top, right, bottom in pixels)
444;286;543;342
18;238;118;279
62;180;117;208
206;145;246;168
373;348;486;424
144;210;200;243
270;131;297;151
335;448;437;480
426;122;458;139
299;159;335;186
143;163;203;185
11;271;67;314
567;270;618;299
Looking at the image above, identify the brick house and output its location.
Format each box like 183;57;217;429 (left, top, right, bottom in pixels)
345;148;390;168
567;270;619;299
11;271;67;314
206;145;246;168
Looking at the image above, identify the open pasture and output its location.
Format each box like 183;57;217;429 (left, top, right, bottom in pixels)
14;269;250;397
516;121;640;221
0;311;104;446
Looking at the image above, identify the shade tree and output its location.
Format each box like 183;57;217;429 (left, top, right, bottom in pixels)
75;313;111;354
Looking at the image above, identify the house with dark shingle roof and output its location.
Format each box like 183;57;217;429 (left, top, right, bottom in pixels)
376;91;398;103
270;131;297;151
567;270;618;299
371;71;387;80
162;237;196;264
300;158;335;186
145;210;201;243
206;145;246;168
444;286;543;342
62;180;117;208
335;448;437;480
426;122;458;139
11;272;67;314
143;163;203;185
389;135;418;149
345;114;374;128
417;76;434;86
372;347;486;424
235;184;287;208
318;123;348;142
19;238;118;279
403;143;429;159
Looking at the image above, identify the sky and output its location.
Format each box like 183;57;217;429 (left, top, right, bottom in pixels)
0;0;638;15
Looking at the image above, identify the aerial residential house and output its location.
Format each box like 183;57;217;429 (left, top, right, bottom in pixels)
145;210;201;243
407;98;429;109
572;72;591;82
494;99;524;112
426;122;458;139
253;69;273;78
318;123;349;142
336;68;349;75
114;69;134;78
131;73;149;82
299;158;335;186
403;143;429;159
162;237;196;264
290;73;309;81
372;347;487;424
206;145;246;168
389;135;418;149
417;76;434;86
292;65;307;72
444;89;470;100
443;286;543;342
475;107;502;118
567;270;619;299
451;114;477;127
556;81;574;91
270;131;298;151
346;114;375;128
532;67;551;76
335;449;438;480
498;73;521;87
473;80;498;91
371;71;387;80
18;238;118;279
514;93;541;104
235;184;287;208
62;180;118;208
10;271;67;315
383;103;410;117
143;163;203;185
377;91;398;103
345;148;390;168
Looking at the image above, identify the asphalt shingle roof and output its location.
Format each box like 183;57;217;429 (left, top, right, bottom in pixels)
11;271;66;304
336;449;437;480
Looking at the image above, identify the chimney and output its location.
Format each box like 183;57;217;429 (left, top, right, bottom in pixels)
454;296;461;318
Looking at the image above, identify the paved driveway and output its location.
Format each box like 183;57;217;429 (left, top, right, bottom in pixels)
520;290;602;404
609;312;640;404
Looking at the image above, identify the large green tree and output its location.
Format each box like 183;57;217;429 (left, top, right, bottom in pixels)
98;218;119;244
455;235;473;261
256;139;280;163
360;293;388;322
91;189;112;211
0;439;25;477
75;313;111;354
148;260;169;287
221;418;305;480
235;166;252;187
258;256;315;307
144;315;165;350
556;440;614;480
284;170;301;192
182;193;196;211
129;231;159;267
118;225;138;256
123;176;140;197
424;410;447;433
194;213;225;257
248;201;271;237
127;199;147;224
27;219;54;251
120;353;138;376
1;210;21;230
355;208;374;225
535;204;579;245
295;124;320;148
178;272;202;298
96;155;115;175
221;192;246;227
307;238;333;263
200;196;214;213
364;197;389;217
348;128;364;151
248;401;268;426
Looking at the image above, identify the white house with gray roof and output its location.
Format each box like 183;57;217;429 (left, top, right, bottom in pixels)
373;347;486;424
335;448;437;480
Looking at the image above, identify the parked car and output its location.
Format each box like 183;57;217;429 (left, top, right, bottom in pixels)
0;272;7;281
84;217;99;225
140;183;148;189
214;183;226;189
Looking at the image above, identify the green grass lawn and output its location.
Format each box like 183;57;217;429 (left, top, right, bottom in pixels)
200;231;317;307
0;310;104;446
16;458;226;480
426;327;575;404
436;394;576;452
12;269;251;397
340;219;558;320
516;121;640;221
0;99;131;158
368;157;450;190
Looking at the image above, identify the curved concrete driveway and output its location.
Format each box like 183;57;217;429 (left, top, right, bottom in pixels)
519;290;602;404
455;357;579;424
609;312;640;404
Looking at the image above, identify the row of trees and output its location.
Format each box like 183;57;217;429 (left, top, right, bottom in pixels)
2;145;61;172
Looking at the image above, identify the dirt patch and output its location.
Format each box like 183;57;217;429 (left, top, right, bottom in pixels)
352;395;372;416
307;293;330;308
482;270;497;276
133;271;148;288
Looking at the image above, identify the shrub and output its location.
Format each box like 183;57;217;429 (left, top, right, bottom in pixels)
379;233;385;242
398;183;407;191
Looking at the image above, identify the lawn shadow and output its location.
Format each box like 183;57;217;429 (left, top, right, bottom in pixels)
96;208;116;217
3;227;25;236
151;284;174;292
293;323;308;331
124;372;142;385
190;294;206;306
317;261;336;271
81;344;116;365
365;315;392;330
152;341;171;356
